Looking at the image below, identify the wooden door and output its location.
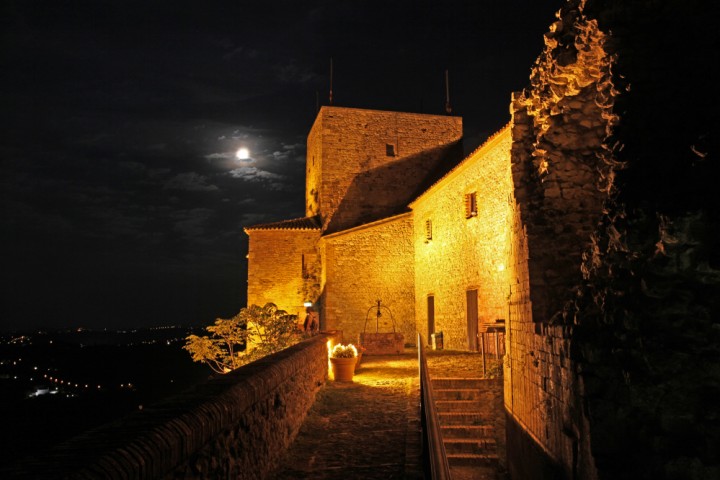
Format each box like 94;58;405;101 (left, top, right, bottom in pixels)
427;295;435;345
466;289;479;351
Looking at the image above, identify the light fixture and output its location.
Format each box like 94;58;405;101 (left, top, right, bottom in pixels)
303;301;313;307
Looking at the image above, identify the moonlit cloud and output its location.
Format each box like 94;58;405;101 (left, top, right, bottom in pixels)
204;152;235;160
164;172;219;192
229;166;283;181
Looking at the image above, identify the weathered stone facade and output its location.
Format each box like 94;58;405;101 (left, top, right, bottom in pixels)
306;107;463;234
245;218;321;319
321;213;416;344
503;1;720;479
412;128;513;351
503;2;615;477
249;107;463;339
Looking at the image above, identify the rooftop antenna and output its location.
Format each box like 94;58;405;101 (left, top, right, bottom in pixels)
329;57;334;105
445;69;452;114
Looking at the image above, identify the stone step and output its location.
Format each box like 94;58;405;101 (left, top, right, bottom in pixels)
444;438;497;455
449;465;499;480
441;425;495;439
438;411;493;426
446;453;499;467
434;388;480;401
435;399;482;412
432;377;487;390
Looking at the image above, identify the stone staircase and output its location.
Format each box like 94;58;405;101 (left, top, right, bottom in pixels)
432;378;501;480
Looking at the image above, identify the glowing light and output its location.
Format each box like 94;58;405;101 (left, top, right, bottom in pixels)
303;301;313;307
236;147;250;160
497;263;506;272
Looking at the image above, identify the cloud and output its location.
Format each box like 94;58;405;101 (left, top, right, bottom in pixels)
204;151;235;160
272;150;290;161
228;166;287;191
164;172;219;192
270;142;305;163
229;166;283;181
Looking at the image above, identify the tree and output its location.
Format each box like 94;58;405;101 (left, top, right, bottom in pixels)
184;303;301;374
240;303;301;358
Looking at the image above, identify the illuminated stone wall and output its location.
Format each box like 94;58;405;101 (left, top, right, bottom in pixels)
490;0;720;476
305;120;322;218
306;106;463;233
504;1;616;478
320;213;415;345
411;128;513;351
246;228;321;318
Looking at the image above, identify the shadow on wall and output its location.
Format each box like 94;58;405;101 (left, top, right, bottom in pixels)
325;140;464;234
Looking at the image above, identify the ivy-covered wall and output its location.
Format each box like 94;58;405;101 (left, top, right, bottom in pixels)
505;0;719;479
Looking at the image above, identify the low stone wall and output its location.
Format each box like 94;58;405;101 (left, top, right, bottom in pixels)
5;333;340;480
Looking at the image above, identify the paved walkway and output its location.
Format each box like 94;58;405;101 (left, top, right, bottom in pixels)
272;351;423;479
271;348;502;479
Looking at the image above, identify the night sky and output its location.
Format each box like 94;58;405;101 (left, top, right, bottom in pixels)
1;0;564;331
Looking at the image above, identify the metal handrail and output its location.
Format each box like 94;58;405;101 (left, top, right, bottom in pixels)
418;333;451;479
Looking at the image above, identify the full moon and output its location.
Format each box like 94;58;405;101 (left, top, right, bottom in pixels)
236;147;250;160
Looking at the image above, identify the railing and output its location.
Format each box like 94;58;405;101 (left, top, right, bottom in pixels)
418;333;452;480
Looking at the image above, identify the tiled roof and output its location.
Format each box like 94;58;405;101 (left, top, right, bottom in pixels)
244;216;321;232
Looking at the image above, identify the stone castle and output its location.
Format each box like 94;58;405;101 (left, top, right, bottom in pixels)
245;1;719;478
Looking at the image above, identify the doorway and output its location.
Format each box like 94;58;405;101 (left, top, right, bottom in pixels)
427;295;435;345
466;289;478;351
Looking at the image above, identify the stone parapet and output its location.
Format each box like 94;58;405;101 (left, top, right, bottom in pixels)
4;333;341;480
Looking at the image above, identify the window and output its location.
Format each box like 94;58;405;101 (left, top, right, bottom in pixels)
424;219;433;242
386;143;396;156
465;192;477;218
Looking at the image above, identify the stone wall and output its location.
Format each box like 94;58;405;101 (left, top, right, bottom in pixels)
4;333;340;480
321;213;415;345
246;228;321;318
571;1;720;478
504;0;720;479
306;106;463;233
504;1;615;478
412;127;513;351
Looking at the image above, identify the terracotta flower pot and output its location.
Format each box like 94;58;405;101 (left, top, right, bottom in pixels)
330;356;357;382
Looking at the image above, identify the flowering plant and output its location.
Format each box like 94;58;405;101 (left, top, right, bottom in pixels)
331;343;358;358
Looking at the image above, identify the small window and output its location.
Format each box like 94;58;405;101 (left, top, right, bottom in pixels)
386;143;396;156
465;192;477;218
424;219;433;242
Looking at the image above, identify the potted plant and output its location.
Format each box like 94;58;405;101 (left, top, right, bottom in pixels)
329;344;358;382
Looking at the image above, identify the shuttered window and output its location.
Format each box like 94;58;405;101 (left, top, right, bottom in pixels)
465;192;477;218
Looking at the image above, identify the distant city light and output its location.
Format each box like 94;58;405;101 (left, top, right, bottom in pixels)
236;147;250;160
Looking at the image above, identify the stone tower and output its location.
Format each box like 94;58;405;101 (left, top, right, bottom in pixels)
306;106;463;234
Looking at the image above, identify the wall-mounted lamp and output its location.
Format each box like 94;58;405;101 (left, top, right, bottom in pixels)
303;301;313;307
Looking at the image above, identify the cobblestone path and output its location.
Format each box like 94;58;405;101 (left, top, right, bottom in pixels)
271;351;423;479
272;348;503;479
